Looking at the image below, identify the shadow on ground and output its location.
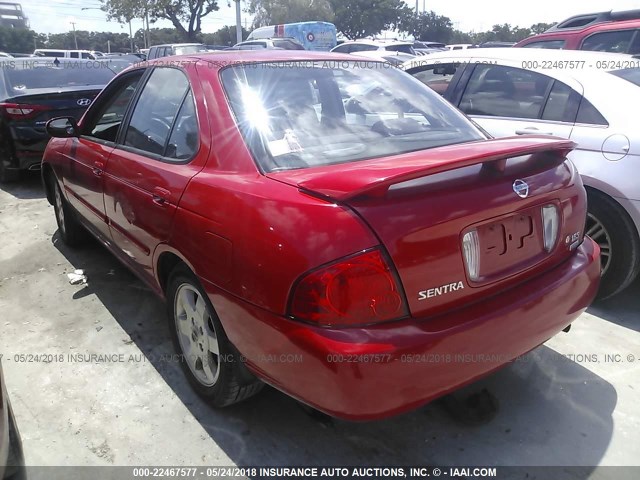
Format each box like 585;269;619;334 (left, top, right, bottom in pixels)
588;277;640;332
44;233;617;474
0;172;46;200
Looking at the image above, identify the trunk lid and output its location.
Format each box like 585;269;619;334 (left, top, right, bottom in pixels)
269;136;587;318
2;87;102;128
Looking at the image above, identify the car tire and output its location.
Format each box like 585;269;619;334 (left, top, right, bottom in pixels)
166;265;263;407
50;174;88;247
586;189;640;300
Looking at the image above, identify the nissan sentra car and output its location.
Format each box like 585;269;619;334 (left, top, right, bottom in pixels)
41;51;600;420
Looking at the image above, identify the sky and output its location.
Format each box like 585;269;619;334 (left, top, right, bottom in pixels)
21;0;640;36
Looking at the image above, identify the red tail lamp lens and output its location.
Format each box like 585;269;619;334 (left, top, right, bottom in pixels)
289;249;408;326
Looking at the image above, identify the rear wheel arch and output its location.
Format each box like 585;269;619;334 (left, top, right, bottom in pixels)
156;251;187;295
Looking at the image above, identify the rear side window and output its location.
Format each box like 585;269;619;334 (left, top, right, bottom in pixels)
575;98;608;125
581;30;636;53
521;40;566;49
458;64;553;119
124;68;191;157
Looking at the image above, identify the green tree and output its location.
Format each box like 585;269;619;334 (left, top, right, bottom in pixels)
328;0;412;40
102;0;220;41
530;22;555;34
0;27;41;53
202;26;249;46
248;0;334;28
400;11;454;42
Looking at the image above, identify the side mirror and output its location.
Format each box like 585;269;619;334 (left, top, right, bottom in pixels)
46;117;79;138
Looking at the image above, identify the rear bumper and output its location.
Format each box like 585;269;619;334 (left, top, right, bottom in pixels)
214;238;600;421
9;125;48;170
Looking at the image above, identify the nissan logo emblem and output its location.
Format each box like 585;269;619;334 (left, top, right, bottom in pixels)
512;179;530;199
77;98;92;107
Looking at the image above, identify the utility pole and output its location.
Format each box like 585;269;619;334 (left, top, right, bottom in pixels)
145;7;150;48
129;19;134;52
415;0;418;16
70;21;78;49
235;0;242;44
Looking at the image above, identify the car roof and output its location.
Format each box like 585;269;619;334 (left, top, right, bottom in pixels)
518;17;640;44
147;49;374;66
546;9;640;32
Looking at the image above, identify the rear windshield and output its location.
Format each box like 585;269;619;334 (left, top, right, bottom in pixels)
385;44;415;54
273;39;305;50
174;45;208;55
221;61;484;172
3;60;115;91
609;67;640;87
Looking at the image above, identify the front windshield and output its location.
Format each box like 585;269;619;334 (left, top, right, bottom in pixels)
221;61;484;172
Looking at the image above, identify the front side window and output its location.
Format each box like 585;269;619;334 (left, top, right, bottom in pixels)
409;63;461;95
581;30;635;53
221;61;484;172
124;67;191;157
459;64;553;119
83;71;144;142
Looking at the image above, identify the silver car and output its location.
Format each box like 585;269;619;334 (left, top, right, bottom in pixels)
404;48;640;299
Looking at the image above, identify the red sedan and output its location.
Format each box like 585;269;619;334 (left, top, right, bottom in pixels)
41;51;600;420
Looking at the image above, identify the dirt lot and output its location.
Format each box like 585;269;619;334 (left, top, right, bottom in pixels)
1;174;639;473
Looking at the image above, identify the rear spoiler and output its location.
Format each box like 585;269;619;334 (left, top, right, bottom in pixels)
267;136;576;201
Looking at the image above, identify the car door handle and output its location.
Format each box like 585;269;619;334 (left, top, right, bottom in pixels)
152;187;171;206
515;127;553;136
92;160;105;176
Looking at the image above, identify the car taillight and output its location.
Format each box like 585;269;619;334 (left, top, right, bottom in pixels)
462;230;481;281
541;204;560;252
289;249;408;327
0;103;51;120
